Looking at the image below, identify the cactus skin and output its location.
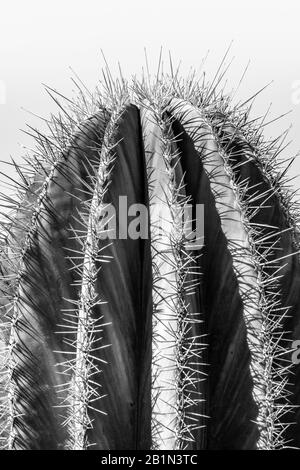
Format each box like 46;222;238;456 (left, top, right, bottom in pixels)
0;67;300;450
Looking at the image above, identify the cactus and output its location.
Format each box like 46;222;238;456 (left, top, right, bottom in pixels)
0;62;300;450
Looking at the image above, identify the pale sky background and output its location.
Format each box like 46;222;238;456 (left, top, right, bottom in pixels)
0;0;300;190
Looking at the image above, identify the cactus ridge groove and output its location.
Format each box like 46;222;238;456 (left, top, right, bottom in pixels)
0;62;300;449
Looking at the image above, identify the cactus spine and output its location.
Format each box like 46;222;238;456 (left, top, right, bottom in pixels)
0;63;300;449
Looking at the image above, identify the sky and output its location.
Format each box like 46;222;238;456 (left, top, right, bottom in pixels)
0;0;300;188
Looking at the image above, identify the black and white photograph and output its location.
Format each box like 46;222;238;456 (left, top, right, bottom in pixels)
0;0;300;457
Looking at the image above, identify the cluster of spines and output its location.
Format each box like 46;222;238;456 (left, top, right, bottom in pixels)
210;117;297;448
55;78;130;449
0;77;107;449
208;124;292;449
167;95;297;448
5;151;67;449
0;57;299;450
136;77;206;449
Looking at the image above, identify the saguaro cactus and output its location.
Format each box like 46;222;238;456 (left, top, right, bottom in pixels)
0;65;300;450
